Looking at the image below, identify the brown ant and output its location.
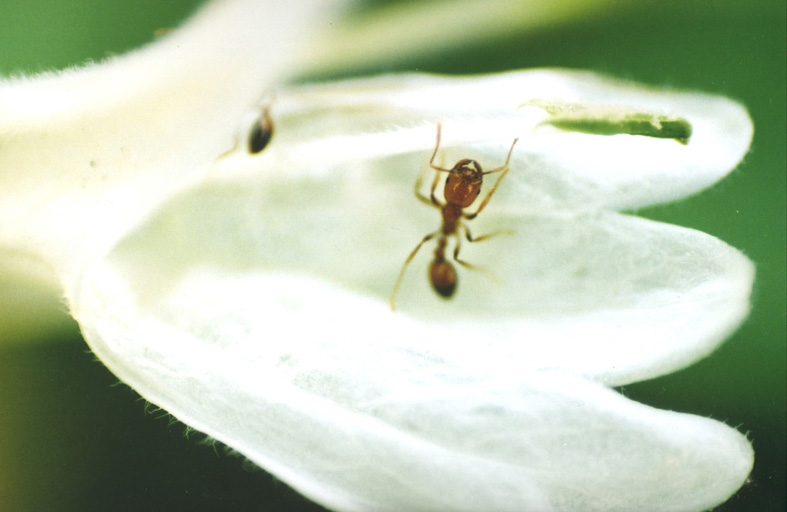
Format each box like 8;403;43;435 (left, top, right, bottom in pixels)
390;124;518;310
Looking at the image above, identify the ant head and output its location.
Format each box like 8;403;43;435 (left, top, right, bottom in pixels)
444;159;483;208
429;259;457;298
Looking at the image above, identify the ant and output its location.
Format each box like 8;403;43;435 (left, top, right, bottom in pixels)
247;102;274;154
214;94;275;163
389;123;518;311
209;97;275;178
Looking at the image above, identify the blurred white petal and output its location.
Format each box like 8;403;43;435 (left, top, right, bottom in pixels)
0;0;340;340
0;0;339;279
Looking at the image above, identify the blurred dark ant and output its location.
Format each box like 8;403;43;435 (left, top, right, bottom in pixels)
247;102;274;154
213;94;275;165
390;123;518;310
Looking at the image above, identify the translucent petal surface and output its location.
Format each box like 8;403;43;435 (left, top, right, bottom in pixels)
98;165;753;385
71;136;753;507
0;0;336;275
76;259;753;512
261;71;752;212
0;0;339;341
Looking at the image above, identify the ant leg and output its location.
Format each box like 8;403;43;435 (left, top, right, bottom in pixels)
207;128;243;180
429;123;453;173
390;232;438;311
464;165;509;220
216;119;248;161
451;234;476;270
452;230;502;284
465;137;518;219
414;167;442;208
482;137;519;176
412;124;448;208
428;168;443;206
463;224;515;243
414;169;431;206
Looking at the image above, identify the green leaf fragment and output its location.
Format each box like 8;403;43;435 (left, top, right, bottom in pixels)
523;100;693;144
546;114;693;144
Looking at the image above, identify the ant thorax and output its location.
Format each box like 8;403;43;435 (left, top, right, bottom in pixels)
440;204;462;234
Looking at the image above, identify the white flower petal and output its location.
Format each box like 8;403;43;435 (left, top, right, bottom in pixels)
76;261;752;511
0;0;339;277
68;128;753;506
256;71;752;212
98;159;752;385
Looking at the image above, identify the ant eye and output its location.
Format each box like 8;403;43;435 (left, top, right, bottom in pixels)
247;109;273;154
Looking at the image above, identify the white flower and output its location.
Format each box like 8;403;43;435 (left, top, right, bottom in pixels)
0;0;755;511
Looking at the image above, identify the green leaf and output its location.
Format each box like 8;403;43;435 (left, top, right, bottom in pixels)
525;100;693;144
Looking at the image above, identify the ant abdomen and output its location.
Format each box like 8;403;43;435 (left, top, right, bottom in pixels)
429;260;457;298
247;104;274;154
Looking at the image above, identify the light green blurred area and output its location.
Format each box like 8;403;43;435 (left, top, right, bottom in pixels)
0;1;784;511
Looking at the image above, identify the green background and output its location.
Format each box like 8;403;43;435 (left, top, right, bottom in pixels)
0;1;784;510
